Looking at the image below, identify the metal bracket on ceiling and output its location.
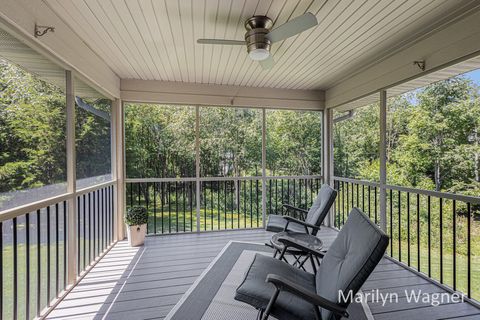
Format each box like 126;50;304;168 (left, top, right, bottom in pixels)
413;60;426;71
34;24;55;38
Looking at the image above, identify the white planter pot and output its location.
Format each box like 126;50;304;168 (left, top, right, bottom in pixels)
126;224;147;247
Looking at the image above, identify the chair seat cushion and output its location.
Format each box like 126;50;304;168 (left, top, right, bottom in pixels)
266;215;306;233
235;253;318;320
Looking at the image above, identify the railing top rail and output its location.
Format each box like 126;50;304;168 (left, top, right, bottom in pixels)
0;192;72;223
386;183;480;204
76;180;116;196
126;175;323;183
333;176;380;187
333;176;480;204
0;179;117;222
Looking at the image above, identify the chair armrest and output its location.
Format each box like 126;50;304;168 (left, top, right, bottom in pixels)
283;216;320;233
276;237;325;258
266;274;349;318
282;204;308;214
282;204;308;219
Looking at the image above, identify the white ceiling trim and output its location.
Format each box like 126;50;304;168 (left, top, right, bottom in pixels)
121;79;324;110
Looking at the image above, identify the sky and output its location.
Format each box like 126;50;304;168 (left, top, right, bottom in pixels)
464;68;480;84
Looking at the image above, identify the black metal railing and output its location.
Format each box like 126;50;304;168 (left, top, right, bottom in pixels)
76;185;115;274
126;176;322;234
0;201;68;320
0;182;116;320
333;177;480;303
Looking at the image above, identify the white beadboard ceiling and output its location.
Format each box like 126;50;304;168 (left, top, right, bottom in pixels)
44;0;480;91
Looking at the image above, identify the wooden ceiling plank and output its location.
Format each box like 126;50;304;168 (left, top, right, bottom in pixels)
254;0;336;88
127;0;169;80
83;0;142;79
96;0;153;80
114;0;158;80
298;0;445;89
249;0;325;88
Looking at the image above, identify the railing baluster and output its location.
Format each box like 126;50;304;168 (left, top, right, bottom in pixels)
341;181;345;225
63;201;67;291
427;195;431;277
346;183;349;215
231;181;234;229
217;181;220;230
389;189;393;257
184;182;187;232
55;203;59;296
76;197;80;275
25;213;30;320
398;190;401;262
374;187;378;225
203;182;206;231
46;206;51;306
467;202;471;298
243;180;247;228
161;183;165;234
417;194;420;272
82;195;86;271
36;209;41;317
256;180;259;227
407;192;410;266
211;182;214;230
269;180;272;215
153;183;157;234
439;197;443;284
453;200;456;290
13;217;17;320
250;180;253;228
356;183;359;207
224;181;227;229
175;182;179;232
368;186;371;218
168;182;171;233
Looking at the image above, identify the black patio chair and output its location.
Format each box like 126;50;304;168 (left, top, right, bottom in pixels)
266;184;337;236
235;208;389;320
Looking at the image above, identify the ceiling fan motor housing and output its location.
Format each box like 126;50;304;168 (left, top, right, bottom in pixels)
244;16;273;60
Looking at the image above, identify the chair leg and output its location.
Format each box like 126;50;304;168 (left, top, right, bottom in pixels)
310;253;317;274
262;288;280;320
256;309;264;320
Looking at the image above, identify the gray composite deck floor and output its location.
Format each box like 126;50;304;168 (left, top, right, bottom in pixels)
46;228;480;320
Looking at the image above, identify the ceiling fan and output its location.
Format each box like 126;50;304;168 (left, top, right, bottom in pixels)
197;12;318;70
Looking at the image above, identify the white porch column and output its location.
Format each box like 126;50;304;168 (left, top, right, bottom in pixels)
65;70;77;284
379;90;387;232
322;109;334;227
113;98;125;240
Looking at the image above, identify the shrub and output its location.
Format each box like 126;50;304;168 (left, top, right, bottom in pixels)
125;206;148;226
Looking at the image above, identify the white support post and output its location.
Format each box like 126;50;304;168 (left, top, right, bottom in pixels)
65;70;77;284
379;90;387;232
261;109;267;228
195;106;201;232
113;99;125;240
322;108;334;227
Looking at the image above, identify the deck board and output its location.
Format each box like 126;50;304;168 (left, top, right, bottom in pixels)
47;228;479;320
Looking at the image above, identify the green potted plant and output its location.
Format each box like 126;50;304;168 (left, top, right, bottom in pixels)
125;206;148;246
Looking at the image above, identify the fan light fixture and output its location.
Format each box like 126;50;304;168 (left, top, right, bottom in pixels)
197;12;318;70
249;48;270;61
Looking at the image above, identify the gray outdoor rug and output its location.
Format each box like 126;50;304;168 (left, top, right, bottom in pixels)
165;241;370;320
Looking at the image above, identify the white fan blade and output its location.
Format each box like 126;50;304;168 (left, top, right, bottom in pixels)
266;12;318;43
197;39;245;45
259;55;275;70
